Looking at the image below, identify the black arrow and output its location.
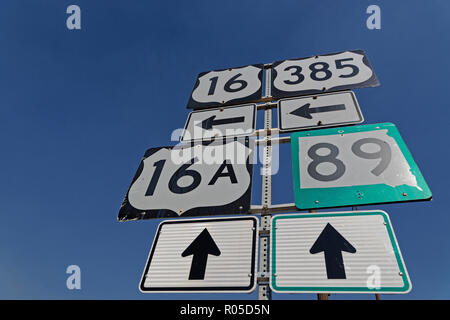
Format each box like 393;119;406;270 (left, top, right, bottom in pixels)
290;103;346;119
196;115;245;130
181;228;221;280
309;223;356;279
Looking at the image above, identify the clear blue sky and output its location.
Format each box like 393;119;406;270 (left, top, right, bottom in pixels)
0;0;449;299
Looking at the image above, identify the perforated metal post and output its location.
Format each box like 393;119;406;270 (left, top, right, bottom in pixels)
258;68;273;300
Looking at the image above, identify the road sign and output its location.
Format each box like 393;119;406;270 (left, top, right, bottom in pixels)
118;139;253;221
278;91;363;132
186;64;264;110
270;210;411;294
291;123;431;210
181;104;256;142
140;216;258;292
271;50;379;99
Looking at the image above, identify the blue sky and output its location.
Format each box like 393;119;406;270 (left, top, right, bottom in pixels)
0;0;449;299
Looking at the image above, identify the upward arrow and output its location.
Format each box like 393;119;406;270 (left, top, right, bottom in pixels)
181;228;221;280
196;115;245;130
290;103;346;119
309;223;356;279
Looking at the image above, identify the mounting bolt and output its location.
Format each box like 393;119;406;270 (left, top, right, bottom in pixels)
399;272;404;276
274;273;278;277
402;192;408;197
315;200;319;204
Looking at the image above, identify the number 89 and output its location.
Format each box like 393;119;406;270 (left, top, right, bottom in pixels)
307;138;392;182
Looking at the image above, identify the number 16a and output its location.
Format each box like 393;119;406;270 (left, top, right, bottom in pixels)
144;159;239;196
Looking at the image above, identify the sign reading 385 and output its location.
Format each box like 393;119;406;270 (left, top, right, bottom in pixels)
291;123;431;210
271;50;379;99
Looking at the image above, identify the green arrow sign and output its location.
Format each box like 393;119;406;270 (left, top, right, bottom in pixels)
270;210;411;294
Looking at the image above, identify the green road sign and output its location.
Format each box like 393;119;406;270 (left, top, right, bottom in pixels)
291;123;431;210
270;210;411;294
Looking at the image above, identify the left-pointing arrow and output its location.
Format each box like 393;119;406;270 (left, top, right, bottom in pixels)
196;115;245;130
290;103;346;119
181;228;221;280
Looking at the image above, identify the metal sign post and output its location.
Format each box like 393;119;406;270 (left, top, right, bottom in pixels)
257;68;273;300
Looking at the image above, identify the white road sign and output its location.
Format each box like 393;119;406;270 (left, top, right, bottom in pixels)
140;216;258;292
271;50;379;99
187;64;264;110
270;211;411;294
278;91;363;132
181;104;256;142
118;139;253;221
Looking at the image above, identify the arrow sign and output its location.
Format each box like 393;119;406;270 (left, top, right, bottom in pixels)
196;115;245;130
181;228;221;280
290;103;346;119
271;211;412;294
309;223;356;279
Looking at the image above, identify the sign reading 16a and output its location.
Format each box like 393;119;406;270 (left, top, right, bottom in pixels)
118;143;253;220
144;158;239;196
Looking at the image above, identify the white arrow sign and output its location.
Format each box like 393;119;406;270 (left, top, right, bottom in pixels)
270;210;411;294
278;91;363;132
140;216;258;292
181;104;256;142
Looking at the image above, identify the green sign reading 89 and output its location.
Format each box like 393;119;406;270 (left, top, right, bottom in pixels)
290;123;432;210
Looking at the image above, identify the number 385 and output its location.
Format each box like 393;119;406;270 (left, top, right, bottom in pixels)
282;58;359;85
307;138;392;182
